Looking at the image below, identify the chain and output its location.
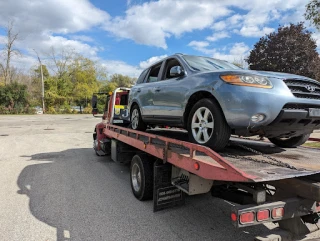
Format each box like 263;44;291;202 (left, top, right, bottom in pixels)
225;141;299;170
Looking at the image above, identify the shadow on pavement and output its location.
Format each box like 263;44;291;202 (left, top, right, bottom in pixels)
17;148;274;241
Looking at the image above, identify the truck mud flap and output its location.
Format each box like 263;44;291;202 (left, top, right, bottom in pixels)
153;160;185;212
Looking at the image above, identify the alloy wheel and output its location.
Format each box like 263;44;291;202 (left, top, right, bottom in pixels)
131;109;139;129
191;107;214;144
131;163;142;192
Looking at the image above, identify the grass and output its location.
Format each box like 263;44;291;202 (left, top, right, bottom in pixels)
303;142;320;148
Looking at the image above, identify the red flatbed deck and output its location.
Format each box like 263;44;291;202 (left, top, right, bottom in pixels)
104;124;320;183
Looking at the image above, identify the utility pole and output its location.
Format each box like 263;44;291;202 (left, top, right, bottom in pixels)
33;49;45;114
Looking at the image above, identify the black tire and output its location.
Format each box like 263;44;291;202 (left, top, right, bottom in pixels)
130;105;147;131
187;98;231;151
130;154;154;201
268;134;310;148
93;131;101;156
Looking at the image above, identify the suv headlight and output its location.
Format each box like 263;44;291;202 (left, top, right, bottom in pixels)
220;74;273;88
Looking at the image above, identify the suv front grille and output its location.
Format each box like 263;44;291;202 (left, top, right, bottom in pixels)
283;103;320;110
283;79;320;100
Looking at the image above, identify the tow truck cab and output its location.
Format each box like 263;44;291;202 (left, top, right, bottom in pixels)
91;87;131;125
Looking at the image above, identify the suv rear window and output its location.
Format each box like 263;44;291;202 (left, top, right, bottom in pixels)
136;69;149;84
147;64;162;83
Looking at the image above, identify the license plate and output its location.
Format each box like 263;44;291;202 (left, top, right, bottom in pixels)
113;119;124;123
308;108;320;117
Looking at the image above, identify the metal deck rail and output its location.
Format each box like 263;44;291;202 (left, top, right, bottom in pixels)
104;124;257;182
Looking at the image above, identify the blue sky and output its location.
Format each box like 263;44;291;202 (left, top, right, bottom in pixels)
0;0;319;77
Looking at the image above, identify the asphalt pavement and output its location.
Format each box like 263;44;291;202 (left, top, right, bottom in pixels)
0;115;319;241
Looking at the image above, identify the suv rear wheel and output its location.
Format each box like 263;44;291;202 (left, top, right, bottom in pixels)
187;98;231;151
130;105;147;131
268;134;310;148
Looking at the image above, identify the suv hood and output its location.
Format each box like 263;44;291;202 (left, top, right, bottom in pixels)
254;70;313;81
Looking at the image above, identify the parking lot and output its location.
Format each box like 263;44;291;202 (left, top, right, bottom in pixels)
0;115;319;241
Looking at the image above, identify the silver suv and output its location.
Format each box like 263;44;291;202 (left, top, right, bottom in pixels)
128;54;320;151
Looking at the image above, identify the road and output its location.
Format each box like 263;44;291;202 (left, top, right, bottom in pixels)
0;115;319;241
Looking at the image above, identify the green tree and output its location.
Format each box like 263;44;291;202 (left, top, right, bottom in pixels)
34;65;50;79
305;0;320;30
98;81;117;93
0;82;30;114
247;23;320;79
98;73;136;94
110;74;136;87
69;55;100;112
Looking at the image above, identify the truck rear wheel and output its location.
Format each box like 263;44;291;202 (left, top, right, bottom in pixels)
268;134;310;148
130;154;153;200
93;131;102;156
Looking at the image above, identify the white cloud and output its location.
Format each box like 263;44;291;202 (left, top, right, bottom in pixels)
0;0;109;36
104;0;231;48
188;41;215;55
229;42;250;56
228;14;244;25
209;43;249;67
101;55;170;78
102;0;309;48
237;26;275;37
188;41;250;63
188;41;209;48
101;60;142;77
38;35;99;57
10;55;38;73
70;35;95;43
206;32;230;42
209;0;307;39
139;55;168;69
211;21;227;31
0;35;6;45
312;32;320;51
212;14;243;31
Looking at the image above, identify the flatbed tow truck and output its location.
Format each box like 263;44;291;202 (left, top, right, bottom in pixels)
92;88;320;240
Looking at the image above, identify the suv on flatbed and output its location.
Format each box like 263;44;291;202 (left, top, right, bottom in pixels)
128;54;320;151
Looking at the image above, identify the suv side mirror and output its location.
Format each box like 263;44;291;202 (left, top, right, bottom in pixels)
170;66;185;77
91;95;98;115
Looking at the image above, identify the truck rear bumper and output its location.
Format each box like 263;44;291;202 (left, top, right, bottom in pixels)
231;197;318;228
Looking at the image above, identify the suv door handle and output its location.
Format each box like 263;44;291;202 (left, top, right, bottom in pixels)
154;87;161;92
137;88;141;93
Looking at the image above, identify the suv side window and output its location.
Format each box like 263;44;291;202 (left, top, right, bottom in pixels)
136;69;148;85
163;58;183;80
146;63;162;83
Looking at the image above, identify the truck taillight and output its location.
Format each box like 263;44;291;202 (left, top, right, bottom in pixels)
257;209;270;221
194;162;200;170
240;212;254;224
231;212;237;222
272;207;284;219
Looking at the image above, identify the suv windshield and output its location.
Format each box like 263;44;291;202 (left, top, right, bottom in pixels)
183;55;241;71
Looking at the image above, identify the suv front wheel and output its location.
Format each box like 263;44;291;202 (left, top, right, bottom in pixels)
187;98;231;151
